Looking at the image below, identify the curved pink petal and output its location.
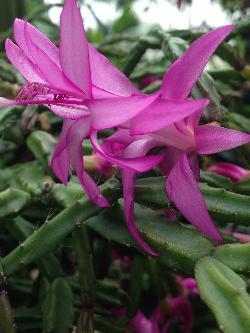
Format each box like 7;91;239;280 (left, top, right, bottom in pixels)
0;96;89;118
89;44;138;97
122;169;158;256
104;128;148;147
60;0;91;97
131;98;209;135
150;306;162;333
24;24;84;98
66;117;109;207
161;25;234;100
170;297;193;333
122;137;160;159
196;125;250;155
159;148;181;176
51;119;74;185
92;85;118;99
0;97;19;108
188;152;200;181
90;131;164;172
166;153;222;240
14;19;60;67
182;278;199;296
48;104;89;119
207;162;250;182
129;311;154;333
89;94;158;130
105;128;134;145
122;136;161;255
5;39;45;83
186;109;203;129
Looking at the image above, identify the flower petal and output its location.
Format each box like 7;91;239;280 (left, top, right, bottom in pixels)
66;117;109;207
150;306;163;333
104;128;134;145
170;297;193;333
5;39;45;82
196;125;250;155
14;19;60;67
0;97;19;108
207;162;249;182
159;147;181;176
49;104;89;119
161;25;234;100
89;44;138;97
24;24;84;97
92;86;117;99
129;311;154;333
166;153;222;240
60;0;91;97
89;94;158;130
51;119;74;185
90;131;164;172
122;169;158;255
131;98;209;135
188;152;200;181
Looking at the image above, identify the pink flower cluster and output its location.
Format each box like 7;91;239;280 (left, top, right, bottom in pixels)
115;276;198;333
1;0;250;254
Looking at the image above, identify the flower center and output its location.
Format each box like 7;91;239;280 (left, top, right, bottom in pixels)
150;121;196;152
16;82;70;103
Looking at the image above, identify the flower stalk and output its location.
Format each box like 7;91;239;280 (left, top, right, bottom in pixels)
73;224;96;333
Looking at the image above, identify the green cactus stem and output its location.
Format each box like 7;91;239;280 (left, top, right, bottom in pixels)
2;178;121;277
73;224;96;333
195;257;250;333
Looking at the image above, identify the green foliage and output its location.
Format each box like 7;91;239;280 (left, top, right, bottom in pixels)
0;1;250;332
214;243;250;274
87;204;213;273
195;257;250;333
0;188;31;220
42;278;74;333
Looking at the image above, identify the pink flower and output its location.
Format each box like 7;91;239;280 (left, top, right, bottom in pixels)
0;0;212;216
0;0;160;207
207;162;250;182
151;296;193;333
111;250;133;269
224;230;250;243
92;25;250;254
129;310;154;333
127;295;194;333
92;128;163;255
83;153;115;178
176;276;199;297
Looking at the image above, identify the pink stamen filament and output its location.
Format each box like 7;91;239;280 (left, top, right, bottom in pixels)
15;99;86;106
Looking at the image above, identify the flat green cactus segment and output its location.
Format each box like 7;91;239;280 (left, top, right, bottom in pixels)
42;278;74;333
26;131;56;169
214;243;250;274
6;217;63;280
135;177;250;225
195;257;250;333
200;171;232;190
87;204;213;274
0;188;31;220
52;181;85;207
1;178;121;277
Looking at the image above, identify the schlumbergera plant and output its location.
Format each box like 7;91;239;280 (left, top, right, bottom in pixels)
0;0;250;332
